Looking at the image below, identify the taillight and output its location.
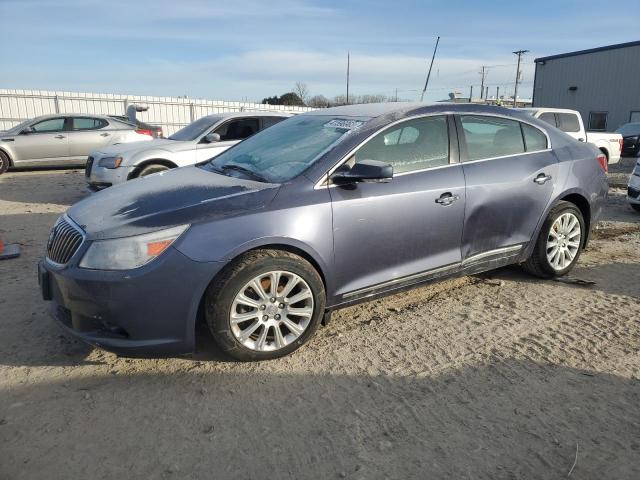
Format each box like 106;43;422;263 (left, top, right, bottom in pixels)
618;138;623;152
136;129;153;137
596;153;608;173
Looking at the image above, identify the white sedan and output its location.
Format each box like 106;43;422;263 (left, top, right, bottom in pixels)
85;112;290;189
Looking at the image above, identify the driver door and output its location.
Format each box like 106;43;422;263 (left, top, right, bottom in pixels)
328;115;466;300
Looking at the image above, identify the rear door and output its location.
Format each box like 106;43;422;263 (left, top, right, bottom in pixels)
329;115;466;298
11;117;69;164
456;114;557;261
195;117;260;162
67;117;112;162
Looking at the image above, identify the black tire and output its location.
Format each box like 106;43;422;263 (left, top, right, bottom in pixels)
0;150;10;174
205;250;326;361
631;203;640;213
136;163;171;178
523;201;585;279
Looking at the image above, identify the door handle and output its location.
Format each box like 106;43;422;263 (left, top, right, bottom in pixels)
54;135;65;139
533;173;552;185
100;133;110;137
435;192;460;206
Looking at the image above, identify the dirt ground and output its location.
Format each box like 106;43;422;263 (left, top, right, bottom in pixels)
1;167;639;480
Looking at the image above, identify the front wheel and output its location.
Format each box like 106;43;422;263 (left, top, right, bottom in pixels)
0;151;10;174
523;201;585;278
205;250;326;361
136;163;171;178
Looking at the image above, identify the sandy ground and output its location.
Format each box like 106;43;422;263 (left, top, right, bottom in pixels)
0;168;639;480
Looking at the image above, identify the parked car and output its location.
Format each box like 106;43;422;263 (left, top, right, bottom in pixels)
39;103;608;361
0;114;153;174
521;108;622;164
628;159;640;212
109;115;163;138
616;122;640;157
85;112;290;190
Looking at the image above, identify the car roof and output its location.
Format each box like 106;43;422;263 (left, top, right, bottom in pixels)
28;113;117;122
302;102;534;119
519;107;577;114
200;111;293;122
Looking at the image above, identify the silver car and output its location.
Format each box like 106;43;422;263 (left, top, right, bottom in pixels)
0;114;153;174
85;112;290;189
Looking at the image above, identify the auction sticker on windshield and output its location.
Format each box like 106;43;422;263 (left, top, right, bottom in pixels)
324;119;364;131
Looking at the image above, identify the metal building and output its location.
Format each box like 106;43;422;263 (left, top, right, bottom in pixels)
532;40;640;131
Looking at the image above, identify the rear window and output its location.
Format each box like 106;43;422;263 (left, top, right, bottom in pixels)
460;115;525;161
538;112;557;127
556;113;581;133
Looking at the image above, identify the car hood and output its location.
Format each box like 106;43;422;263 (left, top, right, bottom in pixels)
96;138;187;156
67;166;280;240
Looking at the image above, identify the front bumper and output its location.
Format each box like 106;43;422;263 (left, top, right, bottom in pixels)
38;247;223;357
85;154;135;189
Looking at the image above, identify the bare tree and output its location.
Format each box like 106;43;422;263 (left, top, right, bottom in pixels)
294;82;309;105
307;95;330;108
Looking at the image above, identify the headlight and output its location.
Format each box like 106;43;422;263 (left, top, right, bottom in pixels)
79;225;189;270
98;156;123;169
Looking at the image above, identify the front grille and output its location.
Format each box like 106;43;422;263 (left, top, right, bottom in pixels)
46;216;84;265
629;186;640;199
85;156;94;177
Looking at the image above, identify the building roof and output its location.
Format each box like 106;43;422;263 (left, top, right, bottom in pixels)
535;40;640;63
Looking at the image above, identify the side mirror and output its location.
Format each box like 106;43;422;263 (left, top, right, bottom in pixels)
21;126;34;134
331;159;393;185
203;133;221;144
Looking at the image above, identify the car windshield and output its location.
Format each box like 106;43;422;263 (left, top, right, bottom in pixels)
169;116;221;141
5;119;33;134
202;115;366;182
616;123;640;136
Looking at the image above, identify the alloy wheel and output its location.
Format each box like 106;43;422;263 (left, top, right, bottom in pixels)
229;270;314;352
546;212;581;271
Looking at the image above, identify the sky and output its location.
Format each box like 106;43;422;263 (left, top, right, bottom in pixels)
1;0;638;103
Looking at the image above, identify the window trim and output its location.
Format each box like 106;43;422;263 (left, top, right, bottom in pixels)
455;113;551;164
588;111;609;131
316;113;458;189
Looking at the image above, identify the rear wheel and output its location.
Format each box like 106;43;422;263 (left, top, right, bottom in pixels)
523;201;585;278
205;250;326;361
136;163;171;178
631;203;640;213
0;151;10;174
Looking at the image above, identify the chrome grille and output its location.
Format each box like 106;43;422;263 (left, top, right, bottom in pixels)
46;216;84;265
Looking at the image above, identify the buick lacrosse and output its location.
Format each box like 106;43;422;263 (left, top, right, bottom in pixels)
39;103;608;360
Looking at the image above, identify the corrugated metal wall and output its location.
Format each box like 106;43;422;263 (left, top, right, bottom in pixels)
532;44;640;130
0;89;314;135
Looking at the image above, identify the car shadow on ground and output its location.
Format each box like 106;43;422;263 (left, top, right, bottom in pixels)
0;169;87;205
2;359;639;479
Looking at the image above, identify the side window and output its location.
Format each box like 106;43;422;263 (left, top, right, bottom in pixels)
522;123;548;152
538;112;557;127
72;117;108;130
556;113;580;133
354;116;449;174
588;112;608;131
460;115;525;161
261;116;286;130
215;118;259;141
31;118;65;132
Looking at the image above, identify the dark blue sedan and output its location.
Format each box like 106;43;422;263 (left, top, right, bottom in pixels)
39;103;608;360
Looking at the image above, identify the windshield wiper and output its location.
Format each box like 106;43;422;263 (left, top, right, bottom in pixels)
219;164;268;183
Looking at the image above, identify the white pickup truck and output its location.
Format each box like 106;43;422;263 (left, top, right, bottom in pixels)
521;108;622;164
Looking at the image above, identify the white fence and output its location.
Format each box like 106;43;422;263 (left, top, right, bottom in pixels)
0;89;313;136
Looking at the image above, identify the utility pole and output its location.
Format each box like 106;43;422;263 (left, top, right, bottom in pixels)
394;87;398;102
496;86;500;100
346;51;350;105
469;86;473;102
512;49;529;107
420;36;440;101
479;66;488;99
